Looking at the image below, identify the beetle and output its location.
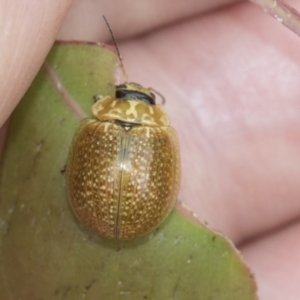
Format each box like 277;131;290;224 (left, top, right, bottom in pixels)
66;18;181;240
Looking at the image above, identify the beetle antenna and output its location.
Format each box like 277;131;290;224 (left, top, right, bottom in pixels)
102;15;128;83
149;87;166;105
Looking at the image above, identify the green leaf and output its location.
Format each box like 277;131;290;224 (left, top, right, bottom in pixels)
0;42;257;300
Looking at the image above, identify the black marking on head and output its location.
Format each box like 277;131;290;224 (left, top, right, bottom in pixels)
116;84;127;89
115;90;156;105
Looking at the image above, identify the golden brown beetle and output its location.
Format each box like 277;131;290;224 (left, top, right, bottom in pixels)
66;18;180;240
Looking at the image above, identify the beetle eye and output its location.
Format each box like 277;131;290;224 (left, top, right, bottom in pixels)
115;90;125;98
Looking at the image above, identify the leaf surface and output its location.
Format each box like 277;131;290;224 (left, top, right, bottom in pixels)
0;42;257;300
